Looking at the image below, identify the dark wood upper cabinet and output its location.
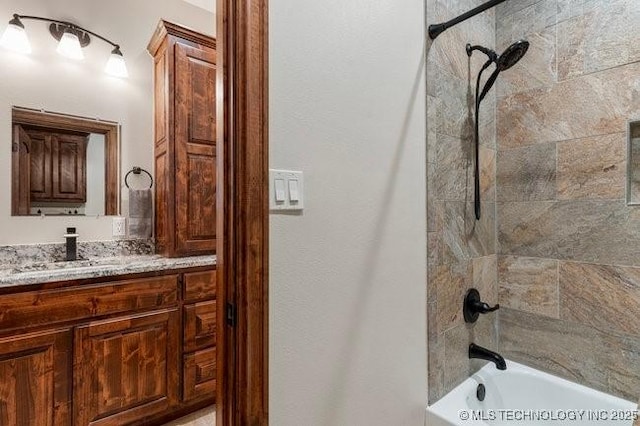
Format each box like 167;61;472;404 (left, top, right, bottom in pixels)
148;21;217;257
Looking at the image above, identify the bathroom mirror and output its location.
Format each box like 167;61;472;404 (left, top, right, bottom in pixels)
628;120;640;205
11;107;119;216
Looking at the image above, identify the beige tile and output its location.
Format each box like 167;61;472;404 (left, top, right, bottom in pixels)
496;0;543;21
499;308;609;396
428;336;446;404
443;323;470;393
497;61;640;149
479;147;496;202
497;201;555;257
162;406;215;426
560;262;640;335
433;263;469;334
442;201;496;265
500;308;640;403
496;0;556;49
556;15;588;81
554;200;640;265
557;133;626;200
498;256;559;318
432;134;472;202
497;28;557;98
496;143;556;202
473;255;498;305
557;0;640;79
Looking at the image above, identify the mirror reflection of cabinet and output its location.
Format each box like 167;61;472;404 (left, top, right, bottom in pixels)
11;108;119;216
23;127;88;204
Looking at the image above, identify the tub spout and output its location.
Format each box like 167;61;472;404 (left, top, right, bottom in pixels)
469;343;506;370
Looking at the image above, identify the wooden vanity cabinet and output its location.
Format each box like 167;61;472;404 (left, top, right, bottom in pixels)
0;329;72;426
0;266;216;426
73;310;180;426
148;21;217;257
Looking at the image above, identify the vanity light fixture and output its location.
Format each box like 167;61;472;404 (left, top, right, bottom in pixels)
0;14;128;78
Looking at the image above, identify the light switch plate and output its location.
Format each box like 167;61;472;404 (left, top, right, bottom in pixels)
269;169;304;211
112;217;126;238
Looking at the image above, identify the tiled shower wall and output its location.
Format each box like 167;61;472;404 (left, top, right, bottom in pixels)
495;0;640;403
426;0;498;403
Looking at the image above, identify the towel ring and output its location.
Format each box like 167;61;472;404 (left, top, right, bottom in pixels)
125;166;153;189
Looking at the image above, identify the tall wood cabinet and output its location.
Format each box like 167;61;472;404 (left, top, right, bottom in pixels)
148;21;217;257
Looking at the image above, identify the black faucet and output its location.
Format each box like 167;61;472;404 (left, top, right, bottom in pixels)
464;288;499;323
469;343;507;370
65;227;78;261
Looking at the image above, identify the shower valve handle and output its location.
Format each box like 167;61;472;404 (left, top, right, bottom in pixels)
463;288;499;323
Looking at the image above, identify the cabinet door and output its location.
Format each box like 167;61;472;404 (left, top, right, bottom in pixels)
51;133;87;202
174;42;217;255
12;125;31;215
28;130;52;201
73;309;179;426
0;329;71;426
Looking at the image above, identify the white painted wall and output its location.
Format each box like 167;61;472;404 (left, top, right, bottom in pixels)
0;0;214;244
84;133;106;216
269;1;428;425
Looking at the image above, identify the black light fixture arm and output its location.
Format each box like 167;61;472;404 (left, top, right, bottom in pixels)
13;14;121;50
429;0;508;40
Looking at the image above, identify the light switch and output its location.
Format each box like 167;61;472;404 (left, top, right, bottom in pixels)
288;180;300;202
269;169;304;211
275;179;286;202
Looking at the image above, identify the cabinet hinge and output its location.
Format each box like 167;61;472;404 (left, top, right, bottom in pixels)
226;302;237;327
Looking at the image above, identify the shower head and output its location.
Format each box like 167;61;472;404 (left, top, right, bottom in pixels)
477;39;529;103
497;40;529;71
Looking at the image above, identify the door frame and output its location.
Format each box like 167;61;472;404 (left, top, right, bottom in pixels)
216;1;269;425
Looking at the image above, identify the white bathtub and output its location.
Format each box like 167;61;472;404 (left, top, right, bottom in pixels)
427;360;638;425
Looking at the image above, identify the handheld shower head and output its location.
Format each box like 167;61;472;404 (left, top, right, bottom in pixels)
497;40;529;71
467;39;529;220
478;40;530;102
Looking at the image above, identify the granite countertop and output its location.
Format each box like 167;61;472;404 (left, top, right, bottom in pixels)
0;254;216;288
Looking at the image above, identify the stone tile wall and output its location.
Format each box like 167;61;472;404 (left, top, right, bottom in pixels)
426;0;498;403
496;0;640;403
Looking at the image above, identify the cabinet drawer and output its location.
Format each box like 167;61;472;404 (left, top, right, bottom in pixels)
0;275;178;335
183;269;216;302
183;347;216;402
184;300;216;352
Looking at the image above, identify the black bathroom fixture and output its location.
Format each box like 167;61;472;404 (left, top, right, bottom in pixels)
463;288;499;323
468;40;529;219
429;0;509;40
0;14;128;78
469;343;507;370
64;227;79;261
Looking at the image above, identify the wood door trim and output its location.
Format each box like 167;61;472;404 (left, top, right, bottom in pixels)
216;0;269;425
12;107;119;215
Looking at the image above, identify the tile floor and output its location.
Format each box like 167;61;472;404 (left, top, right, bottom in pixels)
161;406;215;426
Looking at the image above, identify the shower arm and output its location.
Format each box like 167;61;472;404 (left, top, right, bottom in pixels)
429;0;509;40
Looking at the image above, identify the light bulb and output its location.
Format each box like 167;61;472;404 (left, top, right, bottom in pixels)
105;48;128;78
0;16;31;54
56;30;84;60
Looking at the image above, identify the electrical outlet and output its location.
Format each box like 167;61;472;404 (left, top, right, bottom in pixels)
112;217;126;238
